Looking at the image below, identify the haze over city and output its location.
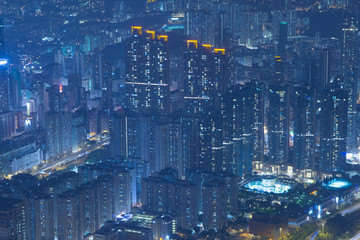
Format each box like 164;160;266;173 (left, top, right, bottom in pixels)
1;0;360;240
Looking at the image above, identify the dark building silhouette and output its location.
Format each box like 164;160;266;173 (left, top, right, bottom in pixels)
0;59;9;113
249;213;289;240
268;83;290;168
319;49;330;88
320;87;348;173
342;11;358;150
222;82;264;177
292;85;316;170
0;19;4;58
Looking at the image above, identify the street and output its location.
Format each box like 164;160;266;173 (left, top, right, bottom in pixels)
307;199;360;240
340;202;360;216
31;137;110;175
351;231;360;240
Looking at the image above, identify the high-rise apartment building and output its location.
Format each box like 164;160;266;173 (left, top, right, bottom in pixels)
292;86;316;170
0;19;4;58
141;169;198;229
183;41;232;115
342;11;358;150
221;82;264;178
319;49;330;88
0;58;9;113
202;180;227;230
268;83;290;168
126;26;169;114
45;111;72;161
320;87;348;173
0;197;26;240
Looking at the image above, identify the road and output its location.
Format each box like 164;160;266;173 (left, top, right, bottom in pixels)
351;231;360;240
348;203;360;240
340;202;360;216
31;137;109;175
307;200;360;240
309;229;319;240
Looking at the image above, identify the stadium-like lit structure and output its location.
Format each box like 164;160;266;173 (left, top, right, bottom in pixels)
324;179;352;189
242;176;296;194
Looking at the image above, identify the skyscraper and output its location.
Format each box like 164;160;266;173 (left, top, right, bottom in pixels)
342;11;358;150
279;21;288;46
25;194;55;240
0;19;4;58
0;197;26;240
92;48;103;90
202;180;227;230
0;58;9;113
71;109;87;153
274;56;284;82
0;54;13;142
222;82;264;178
186;169;238;219
141;169;198;229
320;87;348;173
110;111;143;159
319;49;330;88
278;22;288;58
102;59;113;111
183;41;213;115
183;42;231;115
45;111;72;161
292;86;316;171
268;83;290;168
126;26;169;114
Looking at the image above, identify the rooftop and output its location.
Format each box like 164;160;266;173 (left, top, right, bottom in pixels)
242;176;294;194
324;179;352;189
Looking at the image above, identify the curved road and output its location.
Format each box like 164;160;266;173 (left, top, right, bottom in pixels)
351;231;360;240
307;200;360;240
31;137;109;175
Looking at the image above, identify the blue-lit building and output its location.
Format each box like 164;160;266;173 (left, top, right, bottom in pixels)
320;87;348;173
183;40;212;114
110;112;159;174
183;41;232;115
125;26;170;114
293;85;316;170
202;180;227;230
71;109;87;153
342;11;358;151
221;82;264;178
45;111;72;161
141;169;198;230
0;111;15;142
268;83;290;168
0;19;4;58
0;58;9;113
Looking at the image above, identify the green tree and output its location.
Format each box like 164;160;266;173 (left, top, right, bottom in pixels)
315;232;333;240
324;214;349;237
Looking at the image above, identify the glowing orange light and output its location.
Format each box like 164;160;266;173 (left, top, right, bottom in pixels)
131;26;142;35
187;40;198;49
146;30;155;39
310;191;318;196
214;48;225;55
157;35;168;41
59;85;63;93
202;44;212;49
